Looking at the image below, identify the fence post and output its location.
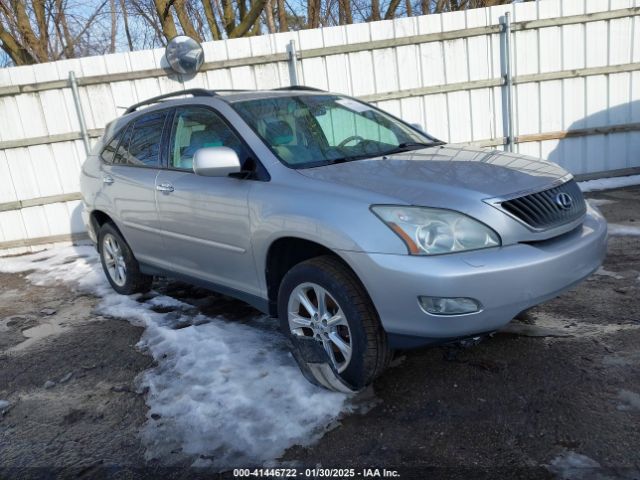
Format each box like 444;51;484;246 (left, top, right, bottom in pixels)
68;71;91;156
501;12;515;152
287;40;299;86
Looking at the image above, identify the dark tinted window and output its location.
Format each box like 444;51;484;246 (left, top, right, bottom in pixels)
112;124;133;165
169;107;251;171
125;112;167;167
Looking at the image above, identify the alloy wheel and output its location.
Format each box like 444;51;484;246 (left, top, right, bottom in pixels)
102;233;127;287
287;282;353;373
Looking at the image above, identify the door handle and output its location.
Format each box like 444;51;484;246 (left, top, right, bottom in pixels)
156;183;174;193
102;175;114;185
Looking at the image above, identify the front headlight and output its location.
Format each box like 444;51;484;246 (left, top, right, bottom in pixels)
371;205;501;255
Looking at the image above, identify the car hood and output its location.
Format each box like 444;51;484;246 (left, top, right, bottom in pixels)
296;144;570;206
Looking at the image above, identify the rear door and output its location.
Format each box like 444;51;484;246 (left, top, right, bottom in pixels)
100;110;170;264
154;106;261;297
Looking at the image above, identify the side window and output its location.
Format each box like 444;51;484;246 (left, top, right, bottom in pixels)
169;107;250;171
112;124;132;165
100;128;125;163
125;112;167;167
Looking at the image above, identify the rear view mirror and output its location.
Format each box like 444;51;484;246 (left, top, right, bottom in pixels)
193;147;242;177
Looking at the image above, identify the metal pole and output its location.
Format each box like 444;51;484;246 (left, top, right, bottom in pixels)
68;70;91;155
287;40;299;86
502;12;515;152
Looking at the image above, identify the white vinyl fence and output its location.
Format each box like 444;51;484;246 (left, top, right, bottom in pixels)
0;0;639;254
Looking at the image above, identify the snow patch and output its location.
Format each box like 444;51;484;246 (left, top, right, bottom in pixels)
607;223;640;236
0;247;353;469
548;451;601;479
593;267;624;280
617;389;640;411
0;400;10;410
578;174;640;192
145;295;191;310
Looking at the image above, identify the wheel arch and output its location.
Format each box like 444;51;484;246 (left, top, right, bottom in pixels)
264;236;366;317
90;209;113;232
88;209;128;249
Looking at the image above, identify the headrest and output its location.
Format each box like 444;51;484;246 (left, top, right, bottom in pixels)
190;129;222;149
264;120;293;145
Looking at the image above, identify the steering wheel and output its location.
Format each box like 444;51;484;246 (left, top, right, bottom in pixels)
337;135;365;148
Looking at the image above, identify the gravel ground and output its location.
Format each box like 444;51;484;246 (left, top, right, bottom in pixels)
0;186;639;479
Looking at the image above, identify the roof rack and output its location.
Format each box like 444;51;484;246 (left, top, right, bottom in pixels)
274;85;326;92
124;88;215;114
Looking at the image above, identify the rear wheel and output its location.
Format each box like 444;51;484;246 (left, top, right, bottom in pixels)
278;255;391;392
98;223;152;295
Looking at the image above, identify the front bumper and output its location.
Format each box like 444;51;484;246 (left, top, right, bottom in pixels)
340;209;607;347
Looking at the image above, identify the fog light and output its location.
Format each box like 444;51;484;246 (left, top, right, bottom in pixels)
418;296;481;315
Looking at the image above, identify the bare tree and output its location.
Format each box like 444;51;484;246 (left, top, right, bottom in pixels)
0;0;118;65
405;0;412;17
0;0;524;66
201;0;222;39
307;0;320;28
370;0;380;21
173;0;201;40
120;0;134;50
276;0;288;31
110;0;118;53
384;0;402;19
338;0;352;24
264;0;276;33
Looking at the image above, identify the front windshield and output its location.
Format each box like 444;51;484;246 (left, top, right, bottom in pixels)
232;94;441;168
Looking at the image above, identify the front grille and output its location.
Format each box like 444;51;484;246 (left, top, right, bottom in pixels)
500;179;586;230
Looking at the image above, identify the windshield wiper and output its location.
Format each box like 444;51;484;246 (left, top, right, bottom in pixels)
398;141;443;149
324;141;444;166
377;141;443;157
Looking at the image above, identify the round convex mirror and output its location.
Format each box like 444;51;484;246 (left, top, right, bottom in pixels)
165;36;204;75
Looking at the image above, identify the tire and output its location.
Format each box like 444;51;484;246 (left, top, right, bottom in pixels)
278;255;391;391
98;222;152;295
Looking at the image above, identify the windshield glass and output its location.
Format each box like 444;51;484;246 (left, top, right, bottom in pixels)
232;94;441;168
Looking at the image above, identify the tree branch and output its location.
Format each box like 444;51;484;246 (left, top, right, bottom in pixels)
173;0;201;41
32;0;48;57
383;0;402;19
153;0;178;40
201;0;221;40
228;0;265;38
0;17;37;64
11;0;48;61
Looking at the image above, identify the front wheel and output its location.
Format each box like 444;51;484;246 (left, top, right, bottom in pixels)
278;256;391;392
98;223;152;295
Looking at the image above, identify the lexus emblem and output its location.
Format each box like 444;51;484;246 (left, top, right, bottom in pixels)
555;192;573;210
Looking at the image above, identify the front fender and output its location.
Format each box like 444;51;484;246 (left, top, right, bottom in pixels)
248;179;408;295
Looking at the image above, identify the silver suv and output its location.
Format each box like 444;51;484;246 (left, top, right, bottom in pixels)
80;87;608;391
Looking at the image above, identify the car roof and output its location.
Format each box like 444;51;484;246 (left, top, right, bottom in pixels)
104;87;335;139
216;89;328;103
124;87;331;115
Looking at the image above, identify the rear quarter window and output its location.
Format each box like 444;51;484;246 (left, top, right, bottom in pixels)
100;129;124;163
101;111;168;167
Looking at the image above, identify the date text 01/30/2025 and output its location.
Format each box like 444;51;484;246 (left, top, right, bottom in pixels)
233;468;401;477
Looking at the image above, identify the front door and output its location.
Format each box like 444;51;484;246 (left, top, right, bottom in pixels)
154;106;260;297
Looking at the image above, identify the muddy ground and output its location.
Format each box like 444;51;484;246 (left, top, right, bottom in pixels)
1;187;639;479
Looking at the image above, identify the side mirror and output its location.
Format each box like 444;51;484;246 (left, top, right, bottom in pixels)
411;123;426;133
193;146;242;177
